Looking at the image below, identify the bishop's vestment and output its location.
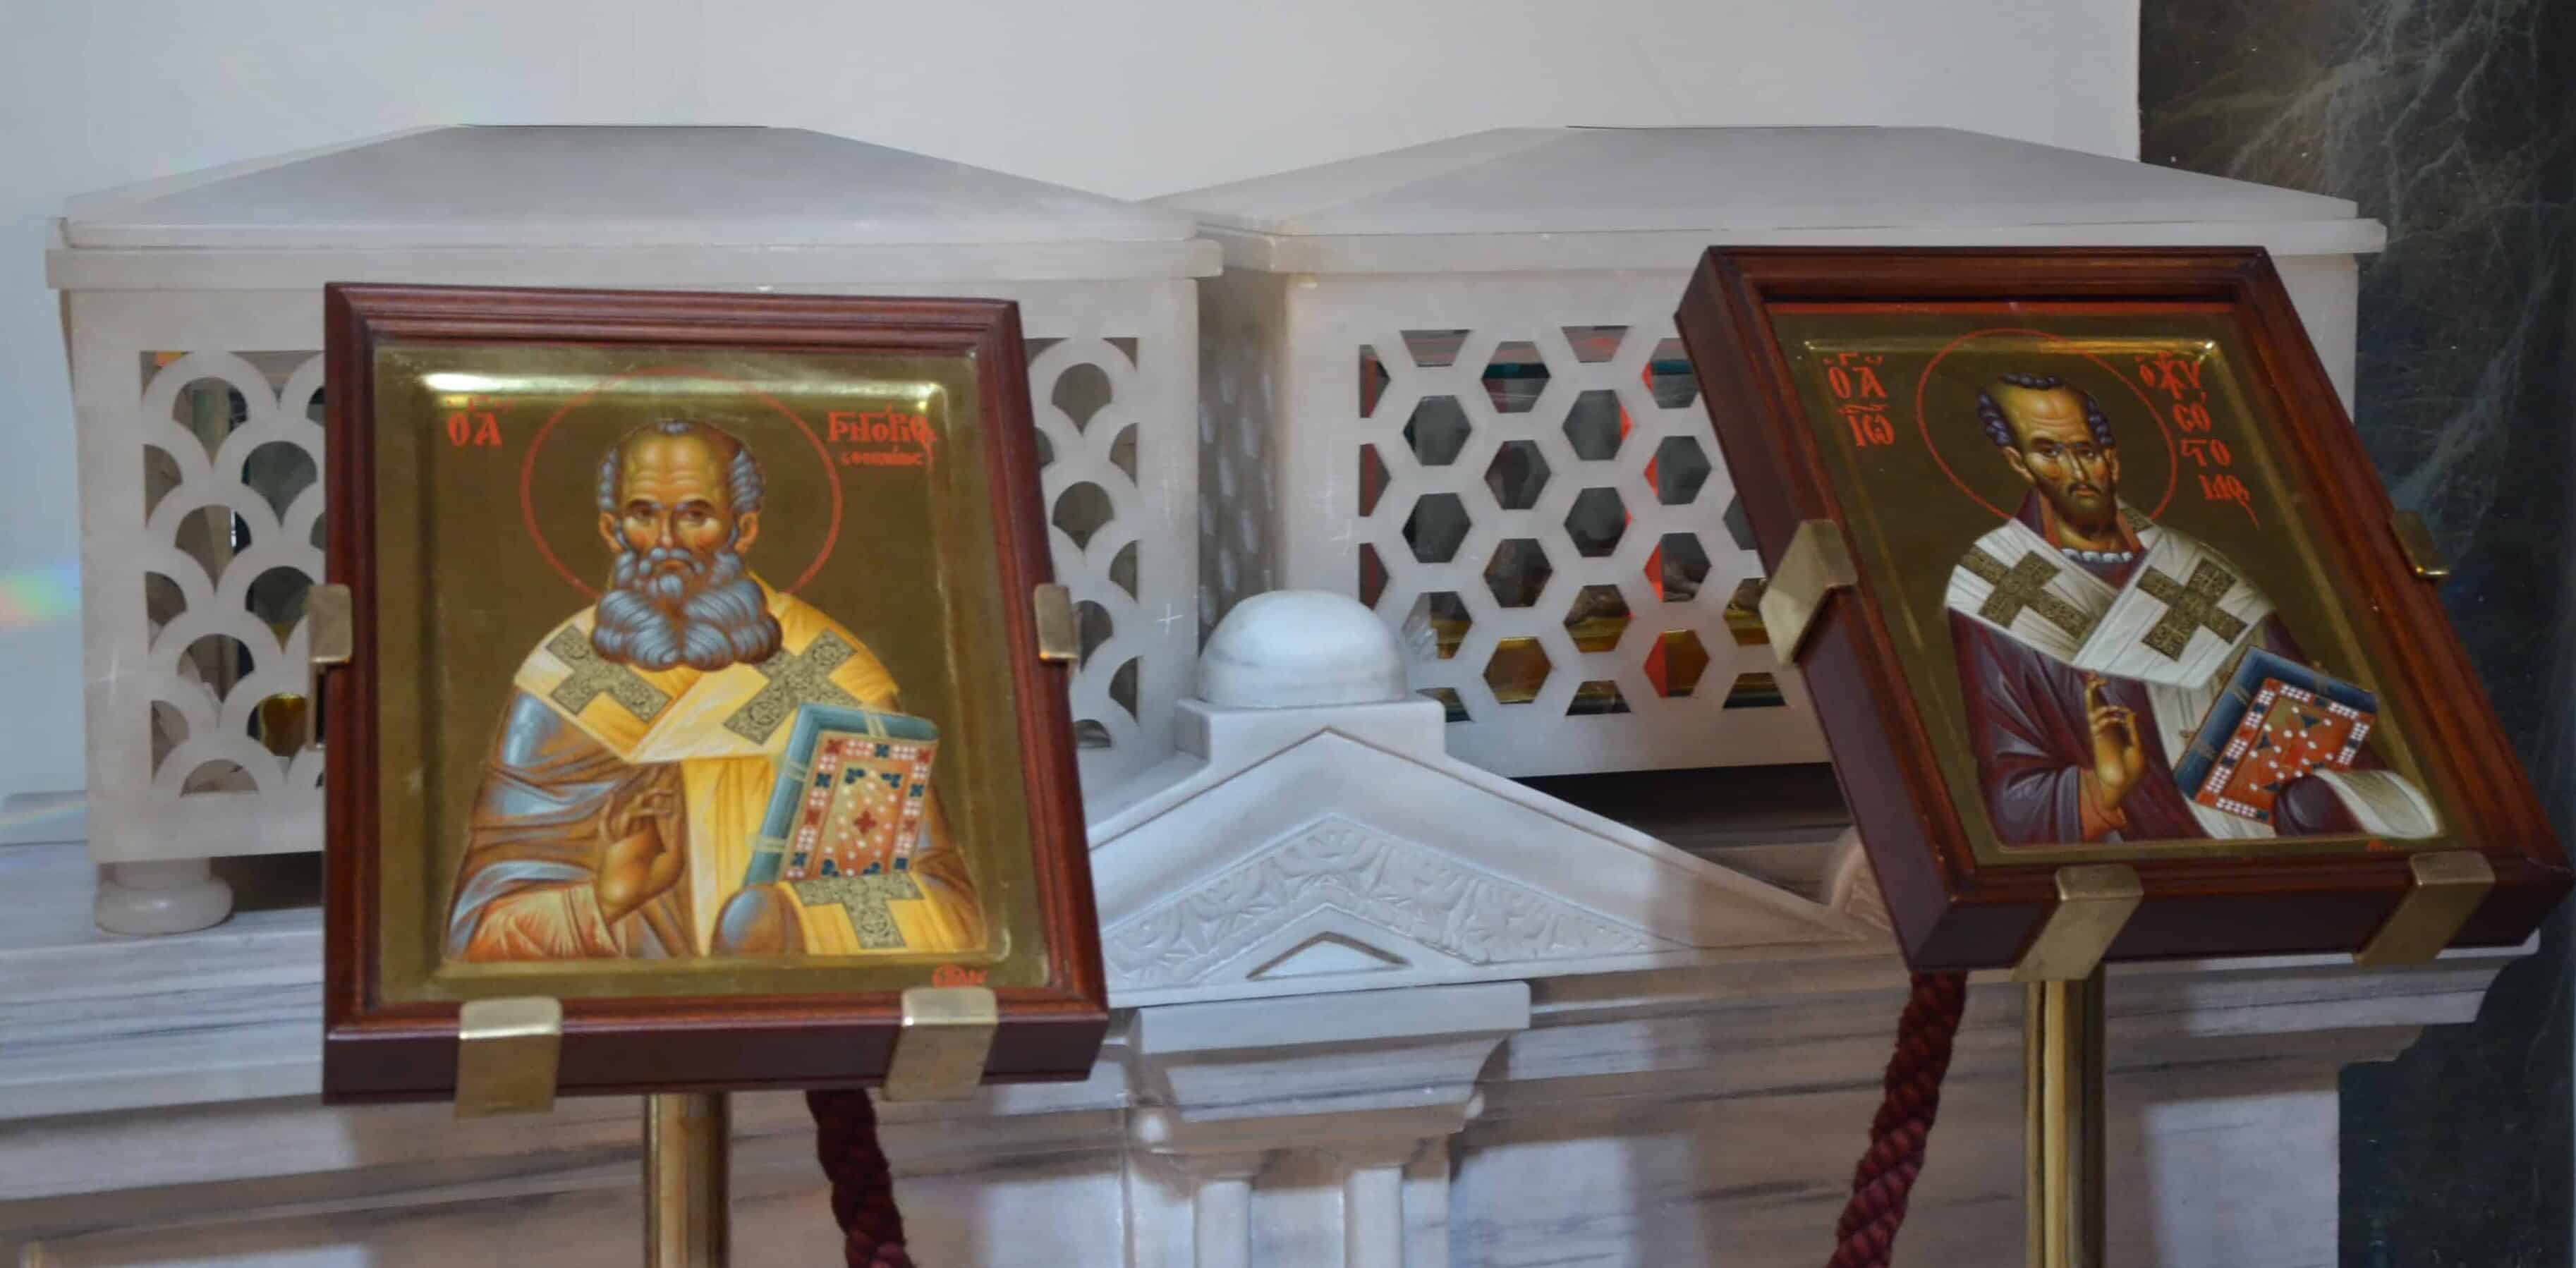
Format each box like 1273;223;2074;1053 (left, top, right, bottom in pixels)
1946;496;2438;846
445;580;984;961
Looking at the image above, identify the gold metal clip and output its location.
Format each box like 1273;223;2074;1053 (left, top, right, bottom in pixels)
2012;865;2144;983
305;583;353;750
454;996;564;1118
2390;511;2450;581
882;985;998;1102
2354;851;2495;967
1757;520;1857;666
1033;583;1079;664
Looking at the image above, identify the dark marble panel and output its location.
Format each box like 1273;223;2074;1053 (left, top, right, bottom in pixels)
2143;0;2576;1264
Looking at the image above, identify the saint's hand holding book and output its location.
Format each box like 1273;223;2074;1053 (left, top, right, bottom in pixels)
444;420;984;963
1944;374;2439;846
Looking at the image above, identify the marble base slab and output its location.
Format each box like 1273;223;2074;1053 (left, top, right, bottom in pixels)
0;842;2517;1267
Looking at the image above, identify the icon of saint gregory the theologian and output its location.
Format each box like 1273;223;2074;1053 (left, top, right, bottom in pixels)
1943;372;2441;847
444;419;985;962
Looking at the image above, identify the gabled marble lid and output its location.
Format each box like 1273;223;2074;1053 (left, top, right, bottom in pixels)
1158;127;2383;272
63;126;1198;250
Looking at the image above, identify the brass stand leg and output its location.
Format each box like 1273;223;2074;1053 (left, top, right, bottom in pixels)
2025;968;2107;1268
646;1092;731;1268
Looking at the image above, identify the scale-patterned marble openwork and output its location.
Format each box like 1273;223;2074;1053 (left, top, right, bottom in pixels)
135;351;329;806
1030;331;1172;769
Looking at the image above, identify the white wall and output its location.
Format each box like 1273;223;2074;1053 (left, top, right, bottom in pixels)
0;0;2139;807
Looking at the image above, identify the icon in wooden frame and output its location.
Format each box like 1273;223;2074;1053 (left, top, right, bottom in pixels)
320;285;1102;1100
1678;248;2567;969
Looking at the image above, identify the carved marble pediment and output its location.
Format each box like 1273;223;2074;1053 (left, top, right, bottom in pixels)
1110;810;1658;992
1090;699;1873;1007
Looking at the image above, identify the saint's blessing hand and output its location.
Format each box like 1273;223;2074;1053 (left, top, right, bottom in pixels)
596;784;684;926
2085;673;2147;807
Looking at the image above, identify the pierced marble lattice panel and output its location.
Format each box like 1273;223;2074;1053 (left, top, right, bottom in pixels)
132;350;331;805
1202;271;1828;778
1028;335;1160;775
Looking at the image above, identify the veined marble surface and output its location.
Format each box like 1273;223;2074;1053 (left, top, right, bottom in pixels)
0;839;2526;1267
2143;2;2576;1263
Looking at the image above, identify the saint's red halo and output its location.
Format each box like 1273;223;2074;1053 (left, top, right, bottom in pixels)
517;365;845;599
1912;327;2179;523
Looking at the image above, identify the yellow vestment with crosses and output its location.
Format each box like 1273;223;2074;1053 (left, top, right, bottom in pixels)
450;578;983;961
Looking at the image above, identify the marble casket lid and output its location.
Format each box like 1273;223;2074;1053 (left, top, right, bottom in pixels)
1158;126;2385;273
51;126;1214;287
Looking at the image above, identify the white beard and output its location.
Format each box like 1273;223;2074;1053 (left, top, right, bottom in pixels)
591;544;782;671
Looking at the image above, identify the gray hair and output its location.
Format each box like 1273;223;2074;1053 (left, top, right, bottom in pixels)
596;420;766;518
1976;373;2115;450
588;420;782;671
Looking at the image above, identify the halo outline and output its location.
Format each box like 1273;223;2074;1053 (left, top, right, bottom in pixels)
516;365;845;599
1911;327;2179;523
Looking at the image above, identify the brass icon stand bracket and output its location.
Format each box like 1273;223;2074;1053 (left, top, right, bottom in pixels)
2390;510;2450;581
1757;520;1857;664
454;996;565;1118
883;985;1001;1102
304;583;353;749
2010;865;2143;987
1034;583;1080;664
2012;865;2139;1268
2355;850;2496;968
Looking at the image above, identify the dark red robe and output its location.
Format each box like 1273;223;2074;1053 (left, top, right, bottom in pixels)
1951;498;2364;846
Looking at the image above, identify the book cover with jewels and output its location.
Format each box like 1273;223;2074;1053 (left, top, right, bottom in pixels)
749;704;942;884
2173;648;2377;824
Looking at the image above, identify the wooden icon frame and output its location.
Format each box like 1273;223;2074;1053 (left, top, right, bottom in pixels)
320;284;1103;1100
1677;248;2567;970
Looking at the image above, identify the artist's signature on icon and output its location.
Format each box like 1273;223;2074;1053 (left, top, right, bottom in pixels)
930;964;987;987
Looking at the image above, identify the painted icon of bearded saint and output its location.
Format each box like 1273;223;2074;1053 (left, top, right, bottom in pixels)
1944;374;2440;846
444;420;983;961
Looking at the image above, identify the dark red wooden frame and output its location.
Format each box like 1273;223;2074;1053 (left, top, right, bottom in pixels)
321;284;1105;1102
1677;248;2568;970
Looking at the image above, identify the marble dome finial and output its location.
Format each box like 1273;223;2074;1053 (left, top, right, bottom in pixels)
1196;590;1409;709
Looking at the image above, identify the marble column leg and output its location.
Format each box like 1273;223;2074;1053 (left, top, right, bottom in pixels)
93;858;232;936
1184;1152;1267;1268
1403;1136;1452;1268
1337;1140;1423;1268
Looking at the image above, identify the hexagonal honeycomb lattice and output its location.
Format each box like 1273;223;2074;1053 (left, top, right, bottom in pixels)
1562;389;1625;460
1344;312;1797;776
1484;638;1552;705
1564;488;1626;559
1485;440;1550;511
1485;538;1552;609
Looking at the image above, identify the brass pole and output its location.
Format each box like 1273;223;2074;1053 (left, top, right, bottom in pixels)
2024;968;2107;1268
645;1092;731;1268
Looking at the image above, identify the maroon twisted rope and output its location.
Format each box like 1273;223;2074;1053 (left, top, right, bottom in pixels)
808;1088;913;1267
1826;971;1969;1268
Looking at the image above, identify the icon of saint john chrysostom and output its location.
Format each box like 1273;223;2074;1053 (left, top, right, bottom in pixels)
1943;374;2439;846
443;420;983;961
